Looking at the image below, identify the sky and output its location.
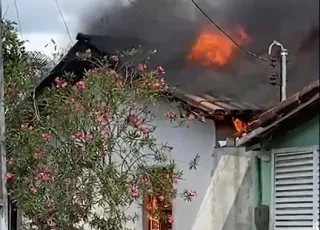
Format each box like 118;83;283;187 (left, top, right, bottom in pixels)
2;0;110;56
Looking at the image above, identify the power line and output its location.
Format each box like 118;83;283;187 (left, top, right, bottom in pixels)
191;0;268;63
53;0;73;44
126;0;161;25
2;4;9;19
13;0;23;39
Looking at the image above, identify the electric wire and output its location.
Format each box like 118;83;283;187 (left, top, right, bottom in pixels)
191;0;269;63
13;0;23;39
2;4;10;19
53;0;73;44
127;0;149;17
127;0;162;25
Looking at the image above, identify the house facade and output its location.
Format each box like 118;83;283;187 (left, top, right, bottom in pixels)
237;80;319;230
21;33;262;230
122;100;217;230
12;31;318;230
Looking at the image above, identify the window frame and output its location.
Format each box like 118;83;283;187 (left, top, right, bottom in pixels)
142;166;174;230
270;145;319;230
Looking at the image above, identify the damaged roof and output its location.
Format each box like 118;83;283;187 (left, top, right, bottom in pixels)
236;80;319;147
73;34;318;108
36;33;265;120
36;33;317;120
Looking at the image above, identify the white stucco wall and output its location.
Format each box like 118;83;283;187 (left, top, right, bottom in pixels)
210;147;254;230
126;100;216;230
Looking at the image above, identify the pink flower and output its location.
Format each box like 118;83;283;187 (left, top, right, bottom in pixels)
168;215;174;223
5;172;14;180
20;123;28;129
153;78;167;90
137;63;147;71
138;176;148;184
73;103;84;112
128;184;140;198
139;127;150;136
21;123;33;130
165;111;176;121
29;183;37;194
85;134;93;142
76;80;86;91
115;79;124;88
66;96;75;104
35;172;50;181
101;127;110;140
187;190;197;197
54;77;68;88
7;157;14;166
155;66;165;75
188;113;196;120
72;130;85;140
151;82;161;89
8;189;13;196
128;114;141;127
64;178;72;184
35;166;52;182
72;130;93;142
131;188;139;198
96;114;107;124
42;132;52;141
95;109;110;125
110;55;118;62
165;145;173;152
34;151;41;160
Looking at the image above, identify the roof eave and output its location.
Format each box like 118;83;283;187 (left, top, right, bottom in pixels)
236;92;319;147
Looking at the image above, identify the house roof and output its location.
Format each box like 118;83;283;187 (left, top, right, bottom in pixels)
236;80;319;148
36;33;265;121
73;34;318;109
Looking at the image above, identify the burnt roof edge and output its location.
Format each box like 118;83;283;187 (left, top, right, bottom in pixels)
35;33;262;121
236;80;319;147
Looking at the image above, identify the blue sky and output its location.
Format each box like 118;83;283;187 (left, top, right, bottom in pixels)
2;0;111;55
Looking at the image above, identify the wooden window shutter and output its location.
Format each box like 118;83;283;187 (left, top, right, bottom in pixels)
143;167;173;230
271;146;319;230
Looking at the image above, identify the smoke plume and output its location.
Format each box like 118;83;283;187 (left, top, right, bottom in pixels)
79;0;319;107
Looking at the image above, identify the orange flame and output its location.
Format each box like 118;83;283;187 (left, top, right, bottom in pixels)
187;26;251;67
232;118;247;133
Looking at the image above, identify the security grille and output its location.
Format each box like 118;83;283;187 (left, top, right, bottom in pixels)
271;146;319;230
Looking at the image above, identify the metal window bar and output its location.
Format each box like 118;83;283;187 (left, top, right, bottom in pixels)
270;146;320;230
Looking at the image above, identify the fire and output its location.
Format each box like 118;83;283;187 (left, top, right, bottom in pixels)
232;117;247;133
187;26;251;67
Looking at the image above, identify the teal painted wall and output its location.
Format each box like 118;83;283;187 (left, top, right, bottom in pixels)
271;114;319;148
251;114;319;229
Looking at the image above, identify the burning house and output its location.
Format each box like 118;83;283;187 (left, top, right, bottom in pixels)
17;0;318;230
35;32;263;230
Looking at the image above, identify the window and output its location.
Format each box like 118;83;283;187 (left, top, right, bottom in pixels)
271;146;319;229
143;167;173;230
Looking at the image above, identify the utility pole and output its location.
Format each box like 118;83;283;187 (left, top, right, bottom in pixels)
0;0;9;228
268;40;288;102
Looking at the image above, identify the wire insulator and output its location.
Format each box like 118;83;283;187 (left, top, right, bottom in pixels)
270;73;278;86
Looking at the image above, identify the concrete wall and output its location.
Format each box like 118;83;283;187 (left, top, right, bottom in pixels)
126;100;216;230
208;147;254;230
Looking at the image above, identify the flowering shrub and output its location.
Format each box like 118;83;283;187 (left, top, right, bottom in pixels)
4;41;200;229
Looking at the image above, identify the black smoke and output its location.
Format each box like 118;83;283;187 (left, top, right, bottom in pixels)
79;0;319;108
